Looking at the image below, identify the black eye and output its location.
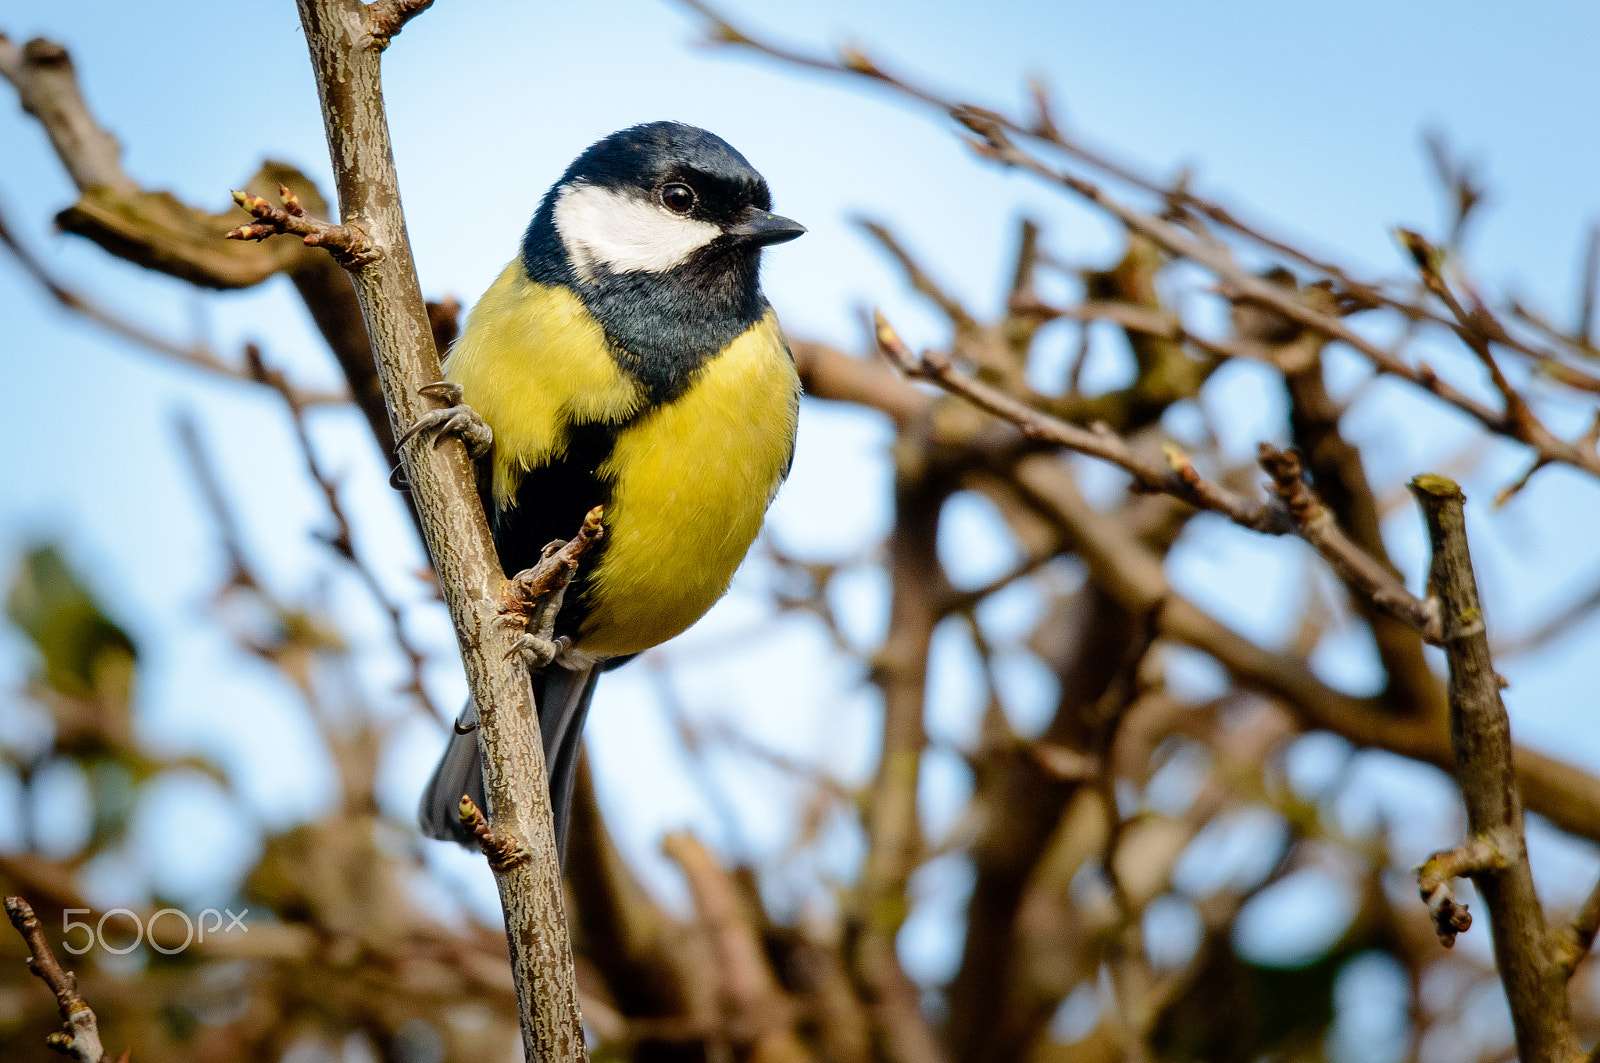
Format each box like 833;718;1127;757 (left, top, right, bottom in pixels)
660;182;696;215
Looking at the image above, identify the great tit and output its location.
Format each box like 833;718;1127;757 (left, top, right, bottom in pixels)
417;122;804;856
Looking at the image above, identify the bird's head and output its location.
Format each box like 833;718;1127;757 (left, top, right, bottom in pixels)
523;122;804;287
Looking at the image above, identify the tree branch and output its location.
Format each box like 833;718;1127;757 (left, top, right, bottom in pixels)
875;312;1445;643
794;326;1600;853
1552;873;1600;980
662;833;812;1061
0;33;400;462
0;193;347;405
959;118;1600;483
5;896;123;1063
365;0;435;47
1281;345;1446;722
1409;475;1578;1063
226;183;382;267
1416;839;1501;947
290;0;586;1058
849;460;952;1063
0;35;134;195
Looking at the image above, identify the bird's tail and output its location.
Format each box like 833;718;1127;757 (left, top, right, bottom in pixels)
417;698;487;845
417;664;600;861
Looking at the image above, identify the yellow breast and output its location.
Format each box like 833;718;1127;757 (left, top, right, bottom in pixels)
444;262;799;659
445;263;644;509
579;308;799;656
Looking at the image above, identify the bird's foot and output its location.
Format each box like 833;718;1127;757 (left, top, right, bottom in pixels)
504;631;572;670
495;570;571;668
493;508;606;673
496;542;572;668
397;381;493;459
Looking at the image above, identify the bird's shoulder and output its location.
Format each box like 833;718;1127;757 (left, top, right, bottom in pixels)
445;262;644;508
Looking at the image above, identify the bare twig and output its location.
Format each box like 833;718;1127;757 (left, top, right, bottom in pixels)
683;0;1597;389
1416;839;1501;946
850;458;952;1063
2;32;403;463
497;506;606;624
957;119;1600;484
875;311;1282;531
793;323;1600;850
1497;575;1600;660
255;347;448;725
459;795;531;871
226;184;381;268
0;194;347;405
292;0;586;1057
1409;475;1578;1062
173;410;260;590
1258;444;1443;642
661;833;808;1057
5;896;122;1063
876;312;1452;645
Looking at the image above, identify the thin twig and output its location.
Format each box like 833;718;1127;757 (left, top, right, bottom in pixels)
497;506;606;622
5;897;122;1063
1552;873;1600;979
877;311;1447;644
1416;839;1502;947
226;184;381;268
174;410;259;590
255;347;449;726
1495;575;1600;660
458;795;531;871
681;0;1595;384
875;311;1282;530
0;195;346;405
1258;444;1443;642
956;118;1600;484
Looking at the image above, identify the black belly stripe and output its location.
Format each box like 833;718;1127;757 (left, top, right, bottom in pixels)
492;420;622;642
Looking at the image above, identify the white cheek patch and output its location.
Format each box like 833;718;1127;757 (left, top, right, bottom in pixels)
553;181;722;279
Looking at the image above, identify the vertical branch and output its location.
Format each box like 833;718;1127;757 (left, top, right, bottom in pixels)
662;833;814;1062
1409;475;1577;1063
289;1;585;1059
851;466;950;1063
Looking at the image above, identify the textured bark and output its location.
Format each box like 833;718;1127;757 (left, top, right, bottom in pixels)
291;1;586;1058
1410;475;1578;1063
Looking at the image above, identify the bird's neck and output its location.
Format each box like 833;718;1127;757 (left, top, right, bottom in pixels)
522;218;768;404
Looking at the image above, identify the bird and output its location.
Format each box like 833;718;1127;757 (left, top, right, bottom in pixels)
414;122;804;858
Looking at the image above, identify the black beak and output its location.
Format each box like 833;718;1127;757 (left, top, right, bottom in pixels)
727;210;807;247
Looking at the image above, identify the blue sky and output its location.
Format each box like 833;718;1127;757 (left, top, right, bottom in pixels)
4;0;1600;1000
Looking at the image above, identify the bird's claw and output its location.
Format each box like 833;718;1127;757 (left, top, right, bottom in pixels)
419;381;464;404
493;508;604;674
495;566;572;670
398;382;493;459
504;632;571;670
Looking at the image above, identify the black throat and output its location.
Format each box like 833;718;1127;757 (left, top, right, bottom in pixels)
521;209;769;404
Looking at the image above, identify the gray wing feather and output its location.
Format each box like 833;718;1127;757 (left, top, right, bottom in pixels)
417;663;600;862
